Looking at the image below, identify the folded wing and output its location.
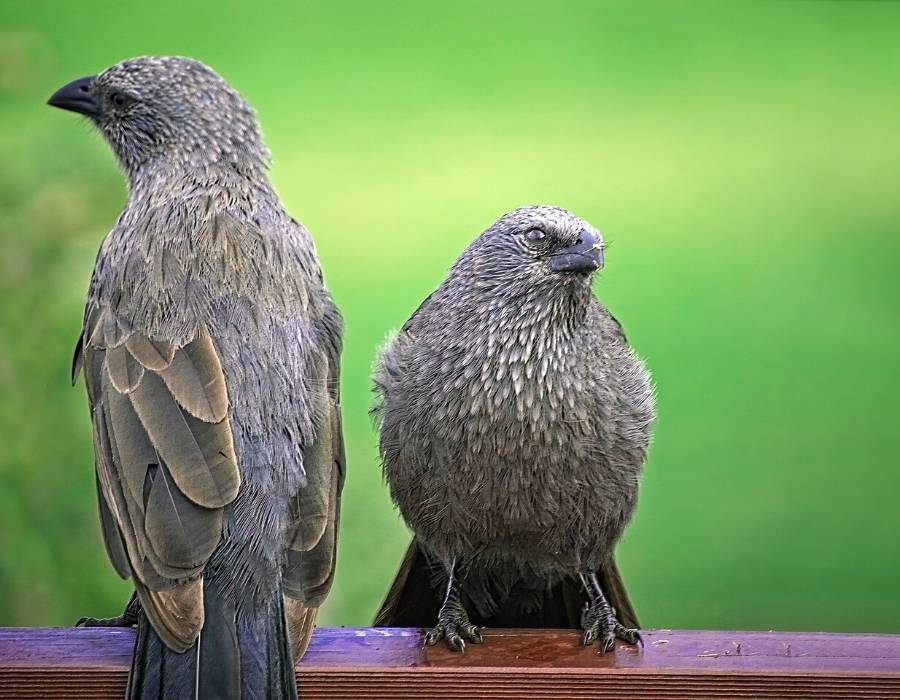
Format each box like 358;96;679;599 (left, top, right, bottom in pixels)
75;306;240;652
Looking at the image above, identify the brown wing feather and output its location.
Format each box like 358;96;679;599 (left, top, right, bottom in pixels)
125;334;176;371
144;463;224;571
80;307;240;652
157;329;229;422
106;344;145;393
128;370;238;509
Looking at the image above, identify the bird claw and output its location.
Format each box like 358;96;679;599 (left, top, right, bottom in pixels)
581;604;641;654
76;594;140;629
76;613;137;628
424;610;482;652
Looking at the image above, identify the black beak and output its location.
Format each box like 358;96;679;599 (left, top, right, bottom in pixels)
549;228;604;274
47;76;101;119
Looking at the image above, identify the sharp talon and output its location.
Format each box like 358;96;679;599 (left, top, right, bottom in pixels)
580;588;642;652
427;587;478;653
460;623;481;642
447;634;465;652
600;635;616;654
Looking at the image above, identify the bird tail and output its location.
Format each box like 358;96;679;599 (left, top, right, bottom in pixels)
127;578;297;700
374;538;639;630
374;538;441;626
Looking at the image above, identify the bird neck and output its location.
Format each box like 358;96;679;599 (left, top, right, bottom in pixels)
124;147;270;196
124;155;275;208
442;274;594;344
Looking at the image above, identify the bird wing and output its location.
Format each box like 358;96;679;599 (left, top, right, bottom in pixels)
76;305;240;652
281;299;345;660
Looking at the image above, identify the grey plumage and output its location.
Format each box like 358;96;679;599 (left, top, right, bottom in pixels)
50;56;344;698
373;206;654;652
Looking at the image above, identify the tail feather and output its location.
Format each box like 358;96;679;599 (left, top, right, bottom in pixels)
598;556;640;630
127;578;297;700
374;538;640;630
374;539;441;627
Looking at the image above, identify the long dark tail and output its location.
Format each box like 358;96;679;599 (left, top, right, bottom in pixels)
374;538;639;630
127;579;297;700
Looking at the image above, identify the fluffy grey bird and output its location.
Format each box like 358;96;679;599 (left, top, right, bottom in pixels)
48;57;344;699
373;206;654;653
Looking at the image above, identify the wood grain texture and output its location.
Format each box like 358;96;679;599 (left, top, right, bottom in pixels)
1;627;899;698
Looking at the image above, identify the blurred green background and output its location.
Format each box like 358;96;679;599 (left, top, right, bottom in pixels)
1;0;898;634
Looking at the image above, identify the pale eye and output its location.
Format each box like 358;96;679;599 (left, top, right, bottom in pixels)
524;228;546;244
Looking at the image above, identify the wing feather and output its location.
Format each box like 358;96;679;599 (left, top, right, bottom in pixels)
157;329;229;422
106;344;145;393
125;334;177;370
80;307;239;652
144;462;223;570
128;370;238;509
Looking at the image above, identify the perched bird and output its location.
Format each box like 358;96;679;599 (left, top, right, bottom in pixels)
49;57;344;699
373;206;654;653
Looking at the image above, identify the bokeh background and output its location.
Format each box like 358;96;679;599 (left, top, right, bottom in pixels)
1;1;898;633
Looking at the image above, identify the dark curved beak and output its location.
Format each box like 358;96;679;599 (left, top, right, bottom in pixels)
549;228;604;273
48;76;101;118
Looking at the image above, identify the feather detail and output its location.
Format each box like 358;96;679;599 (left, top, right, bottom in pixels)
101;390;196;582
134;577;204;653
157;329;228;422
106;343;145;394
105;384;156;513
144;462;223;570
128;370;239;509
95;472;130;579
71;334;84;386
284;598;318;663
125;334;177;371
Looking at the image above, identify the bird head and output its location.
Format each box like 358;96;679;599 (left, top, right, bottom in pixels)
470;205;605;291
48;56;269;178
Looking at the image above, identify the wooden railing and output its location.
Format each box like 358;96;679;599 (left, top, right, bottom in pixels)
1;627;899;698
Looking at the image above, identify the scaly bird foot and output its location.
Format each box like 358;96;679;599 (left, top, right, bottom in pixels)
76;593;140;628
581;602;642;654
424;602;483;653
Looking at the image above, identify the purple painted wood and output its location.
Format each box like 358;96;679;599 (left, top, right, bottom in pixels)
1;627;900;698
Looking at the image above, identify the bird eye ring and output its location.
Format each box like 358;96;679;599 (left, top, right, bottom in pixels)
524;228;547;244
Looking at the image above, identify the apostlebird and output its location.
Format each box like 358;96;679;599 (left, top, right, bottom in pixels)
373;206;654;653
49;57;344;698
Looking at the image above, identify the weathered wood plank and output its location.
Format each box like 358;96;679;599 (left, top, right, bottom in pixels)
1;627;899;698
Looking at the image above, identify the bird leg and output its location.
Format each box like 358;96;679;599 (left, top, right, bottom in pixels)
579;572;642;653
424;559;483;652
77;591;141;628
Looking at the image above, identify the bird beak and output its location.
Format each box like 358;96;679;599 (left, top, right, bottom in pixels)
549;229;604;273
47;76;101;119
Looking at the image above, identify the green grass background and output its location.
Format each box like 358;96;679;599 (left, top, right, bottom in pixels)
0;1;898;633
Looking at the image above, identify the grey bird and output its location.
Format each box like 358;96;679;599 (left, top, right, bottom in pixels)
48;57;344;698
372;206;654;653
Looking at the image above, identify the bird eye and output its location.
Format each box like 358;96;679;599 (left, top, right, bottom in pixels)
524;228;547;245
110;91;131;109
